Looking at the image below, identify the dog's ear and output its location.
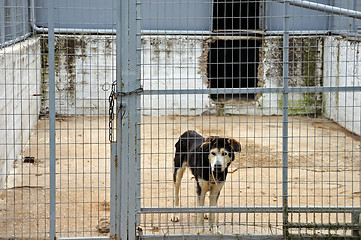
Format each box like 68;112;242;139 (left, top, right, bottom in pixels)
227;138;241;152
201;136;217;151
204;136;216;142
200;141;210;150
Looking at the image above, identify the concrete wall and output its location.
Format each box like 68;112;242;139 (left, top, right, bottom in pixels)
323;36;361;136
0;38;41;191
257;35;361;137
41;35;211;116
40;35;116;115
257;36;324;116
141;35;211;115
38;34;360;136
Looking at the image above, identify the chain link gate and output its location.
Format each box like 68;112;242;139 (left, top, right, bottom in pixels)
134;0;361;239
1;0;361;239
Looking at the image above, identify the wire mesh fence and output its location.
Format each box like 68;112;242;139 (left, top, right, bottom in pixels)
138;0;361;238
0;0;31;48
0;0;360;239
1;0;116;239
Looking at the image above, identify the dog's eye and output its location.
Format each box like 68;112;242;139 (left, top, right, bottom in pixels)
221;152;228;156
211;152;216;156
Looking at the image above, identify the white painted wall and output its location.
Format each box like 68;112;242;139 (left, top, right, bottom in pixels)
45;35;212;116
41;35;116;115
0;38;41;192
141;35;211;115
323;36;361;136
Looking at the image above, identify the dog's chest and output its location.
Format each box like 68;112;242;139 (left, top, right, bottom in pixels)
189;154;228;183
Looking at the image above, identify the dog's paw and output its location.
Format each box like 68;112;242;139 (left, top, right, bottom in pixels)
197;229;206;234
210;226;221;234
170;214;180;222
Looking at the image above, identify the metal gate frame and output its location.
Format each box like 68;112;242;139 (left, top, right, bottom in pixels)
43;0;361;239
110;0;141;239
137;1;361;239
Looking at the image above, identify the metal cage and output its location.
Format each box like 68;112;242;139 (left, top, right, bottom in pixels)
0;0;361;239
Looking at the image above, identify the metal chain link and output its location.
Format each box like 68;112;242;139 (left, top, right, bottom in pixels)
108;81;143;142
108;80;116;142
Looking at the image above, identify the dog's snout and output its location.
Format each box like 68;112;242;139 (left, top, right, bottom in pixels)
214;163;223;171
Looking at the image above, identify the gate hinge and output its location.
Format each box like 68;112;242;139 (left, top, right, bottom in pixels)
115;155;118;168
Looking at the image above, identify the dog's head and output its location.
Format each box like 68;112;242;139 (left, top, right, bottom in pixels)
200;136;241;175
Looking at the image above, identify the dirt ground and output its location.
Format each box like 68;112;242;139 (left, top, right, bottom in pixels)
0;115;360;238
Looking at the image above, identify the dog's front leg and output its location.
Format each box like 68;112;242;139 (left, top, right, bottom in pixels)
209;183;224;234
171;167;186;222
196;181;207;234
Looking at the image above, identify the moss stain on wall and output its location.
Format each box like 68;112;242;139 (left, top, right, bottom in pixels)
261;36;324;116
40;35;87;115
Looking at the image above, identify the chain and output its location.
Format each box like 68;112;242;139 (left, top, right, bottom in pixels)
108;80;116;142
108;80;143;142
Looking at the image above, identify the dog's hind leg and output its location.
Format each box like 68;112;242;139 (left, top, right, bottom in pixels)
196;180;209;234
170;162;186;222
209;182;224;234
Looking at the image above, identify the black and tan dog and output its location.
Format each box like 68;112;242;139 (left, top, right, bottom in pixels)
170;130;241;234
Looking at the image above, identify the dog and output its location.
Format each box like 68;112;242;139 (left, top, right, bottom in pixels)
170;130;241;234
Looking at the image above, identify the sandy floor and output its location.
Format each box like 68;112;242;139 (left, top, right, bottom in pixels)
0;115;360;238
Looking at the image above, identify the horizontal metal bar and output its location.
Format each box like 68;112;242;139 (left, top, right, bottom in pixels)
272;0;361;20
142;88;282;95
267;30;361;37
212;35;263;41
267;30;330;35
5;238;109;240
289;86;361;92
30;0;115;34
61;237;110;240
138;234;283;240
141;206;361;214
141;30;212;35
33;25;115;34
214;29;266;35
141;207;282;214
287;223;360;229
138;234;359;240
142;86;361;95
0;32;32;49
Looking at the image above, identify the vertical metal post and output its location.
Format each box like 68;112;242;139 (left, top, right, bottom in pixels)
352;0;357;33
48;0;56;238
282;1;290;238
22;0;27;36
117;0;128;237
115;0;139;239
352;212;360;237
110;142;117;237
128;0;140;237
135;0;142;228
0;1;5;44
328;0;335;32
114;0;123;238
10;0;16;41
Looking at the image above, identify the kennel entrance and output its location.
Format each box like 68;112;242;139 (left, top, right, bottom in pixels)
208;39;260;100
209;0;261;100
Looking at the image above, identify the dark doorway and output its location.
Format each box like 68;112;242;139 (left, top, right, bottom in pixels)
209;0;261;100
208;39;260;99
213;0;260;31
